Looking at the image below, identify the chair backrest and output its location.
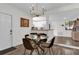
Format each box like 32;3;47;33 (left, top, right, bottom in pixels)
30;33;37;35
39;33;47;36
39;33;47;39
30;33;38;40
38;39;47;44
48;37;55;48
42;39;47;42
25;34;29;38
22;38;34;50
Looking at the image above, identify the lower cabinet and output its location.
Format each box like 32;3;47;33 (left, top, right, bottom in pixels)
72;31;79;41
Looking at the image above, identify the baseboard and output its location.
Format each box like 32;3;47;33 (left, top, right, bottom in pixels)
0;47;16;55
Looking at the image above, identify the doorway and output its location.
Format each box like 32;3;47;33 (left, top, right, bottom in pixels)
0;12;13;51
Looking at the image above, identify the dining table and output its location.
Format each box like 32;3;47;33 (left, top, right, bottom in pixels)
27;33;48;54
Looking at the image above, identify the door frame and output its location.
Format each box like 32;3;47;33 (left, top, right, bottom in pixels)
0;12;13;47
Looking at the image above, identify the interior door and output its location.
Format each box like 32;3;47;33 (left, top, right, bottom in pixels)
0;13;12;51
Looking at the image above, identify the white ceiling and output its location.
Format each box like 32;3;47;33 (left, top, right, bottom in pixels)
7;3;79;15
8;3;72;13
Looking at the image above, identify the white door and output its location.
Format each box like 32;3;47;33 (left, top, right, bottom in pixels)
0;13;12;51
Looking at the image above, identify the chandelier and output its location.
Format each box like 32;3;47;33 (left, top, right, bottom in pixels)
30;4;44;17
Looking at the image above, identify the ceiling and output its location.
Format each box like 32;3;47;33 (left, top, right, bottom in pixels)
8;3;72;13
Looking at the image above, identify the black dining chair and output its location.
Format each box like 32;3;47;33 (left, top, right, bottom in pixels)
35;33;47;54
41;37;55;54
22;38;39;55
36;38;47;54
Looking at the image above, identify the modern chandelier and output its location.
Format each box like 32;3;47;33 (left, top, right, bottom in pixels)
30;4;45;17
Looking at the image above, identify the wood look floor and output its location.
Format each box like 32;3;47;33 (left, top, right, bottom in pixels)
55;36;79;47
3;36;79;55
4;44;79;55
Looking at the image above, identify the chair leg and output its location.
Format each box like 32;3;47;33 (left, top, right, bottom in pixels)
38;45;44;54
51;48;54;55
49;48;51;55
36;47;40;55
24;49;26;55
30;50;34;55
44;48;49;55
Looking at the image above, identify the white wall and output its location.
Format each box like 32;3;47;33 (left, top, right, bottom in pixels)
0;4;31;46
1;4;78;47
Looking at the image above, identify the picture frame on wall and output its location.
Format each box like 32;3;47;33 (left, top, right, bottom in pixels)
20;17;29;27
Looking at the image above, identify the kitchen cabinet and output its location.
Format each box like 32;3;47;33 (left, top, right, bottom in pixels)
72;18;79;41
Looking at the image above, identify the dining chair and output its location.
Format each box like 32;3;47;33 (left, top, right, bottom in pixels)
33;33;47;54
35;39;47;54
41;37;55;54
22;38;39;55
